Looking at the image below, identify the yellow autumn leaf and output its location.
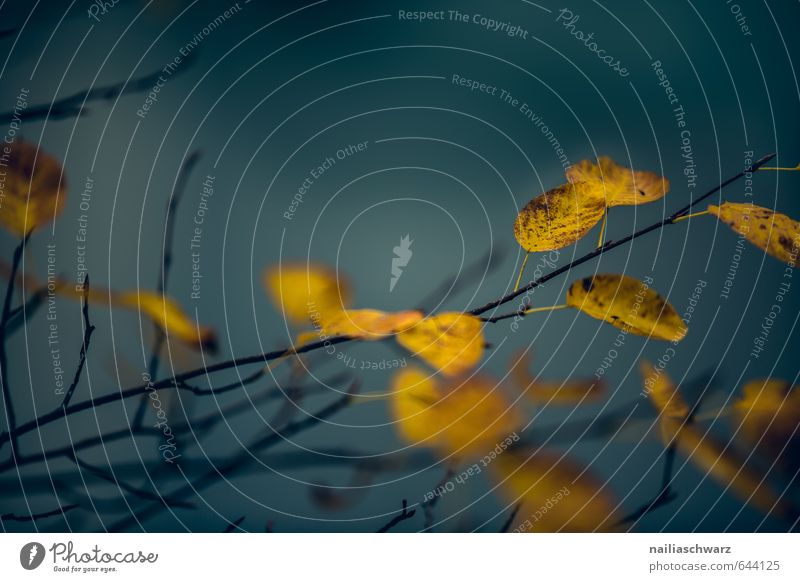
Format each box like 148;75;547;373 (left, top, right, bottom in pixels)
396;312;484;376
566;156;669;206
0;139;66;236
492;449;620;532
708;202;800;266
314;308;423;340
391;367;442;445
566;274;687;341
513;182;606;252
391;367;522;456
642;366;791;517
510;350;604;404
264;262;350;325
116;291;218;352
640;360;690;443
734;379;800;473
669;421;791;517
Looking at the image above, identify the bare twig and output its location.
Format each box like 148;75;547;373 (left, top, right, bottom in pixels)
0;59;196;123
0;233;30;456
376;499;417;533
134;150;202;426
499;503;522;533
418;245;507;311
421;467;455;531
1;503;79;523
223;516;246;532
0;335;353;450
61;275;95;409
68;453;195;510
108;381;359;531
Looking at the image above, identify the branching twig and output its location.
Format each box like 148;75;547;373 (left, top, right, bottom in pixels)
0;335;353;450
108;381;359;531
68;453;194;510
0;233;30;456
421;467;455;531
376;499;417;533
61;275;95;409
134;150;202;426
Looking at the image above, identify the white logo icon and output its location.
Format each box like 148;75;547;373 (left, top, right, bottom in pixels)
390;235;413;292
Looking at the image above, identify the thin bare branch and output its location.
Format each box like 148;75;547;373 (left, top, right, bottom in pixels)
376;499;416;533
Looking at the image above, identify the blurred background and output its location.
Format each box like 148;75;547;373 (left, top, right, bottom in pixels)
0;0;798;532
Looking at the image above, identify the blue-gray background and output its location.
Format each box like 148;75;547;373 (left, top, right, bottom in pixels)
0;0;798;532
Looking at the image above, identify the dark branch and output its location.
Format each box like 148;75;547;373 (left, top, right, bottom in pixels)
0;233;30;456
0;59;195;123
0;335;354;450
376;499;417;533
499;503;522;533
61;275;95;409
107;381;359;531
420;467;455;531
68;453;195;510
134;150;202;426
223;516;246;533
1;503;79;523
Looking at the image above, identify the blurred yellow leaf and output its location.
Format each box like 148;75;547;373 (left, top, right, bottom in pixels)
396;312;484;376
314;308;423;340
391;367;522;456
566;156;669;206
566;274;687;341
0;140;66;236
669;421;791;517
492;449;620;532
708;202;800;267
734;379;800;474
116;291;218;352
642;366;791;517
391;367;442;445
264;262;350;325
510;350;604;404
640;360;690;443
513;182;606;251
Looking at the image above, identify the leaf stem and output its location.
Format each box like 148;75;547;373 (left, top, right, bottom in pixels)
757;165;799;171
597;207;608;248
513;252;530;293
671;209;710;224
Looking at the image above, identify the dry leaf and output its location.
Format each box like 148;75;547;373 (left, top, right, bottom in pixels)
708;202;800;266
642;366;790;517
314;308;423;340
640;360;690;443
513;182;606;251
0;140;66;236
668;421;791;517
391;367;522;456
264;262;350;325
396;312;484;376
492;449;619;532
566;274;687;341
116;291;218;352
734;379;800;474
566;156;669;206
511;350;604;404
